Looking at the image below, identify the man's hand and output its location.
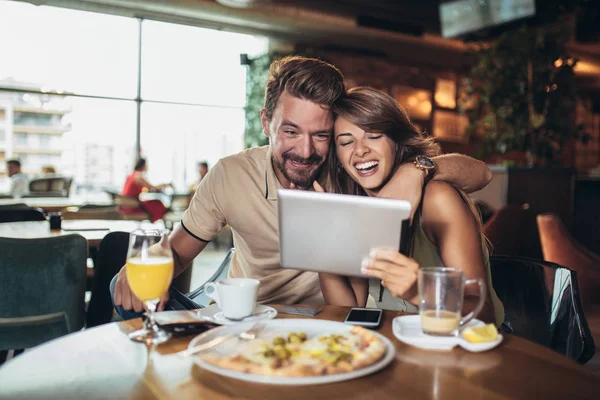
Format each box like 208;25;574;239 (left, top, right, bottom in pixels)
157;290;169;311
378;154;493;214
377;162;425;221
113;266;171;312
113;266;144;313
430;153;492;193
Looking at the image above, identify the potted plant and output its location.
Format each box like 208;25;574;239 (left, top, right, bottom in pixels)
461;16;590;166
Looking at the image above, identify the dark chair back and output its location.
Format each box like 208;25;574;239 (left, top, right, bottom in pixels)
0;208;46;223
0;235;88;350
484;204;542;258
0;203;28;209
490;255;595;363
87;231;130;327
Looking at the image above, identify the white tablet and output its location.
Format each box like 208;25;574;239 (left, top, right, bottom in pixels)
278;189;411;277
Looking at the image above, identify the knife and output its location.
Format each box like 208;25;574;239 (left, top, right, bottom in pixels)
178;334;236;358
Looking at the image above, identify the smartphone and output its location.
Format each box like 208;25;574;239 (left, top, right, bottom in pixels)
157;321;219;336
344;308;383;329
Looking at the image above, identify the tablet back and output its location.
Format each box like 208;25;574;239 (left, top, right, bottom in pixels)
278;189;411;277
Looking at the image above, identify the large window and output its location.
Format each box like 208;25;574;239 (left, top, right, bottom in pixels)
141;20;261;108
140;20;264;189
141;103;245;190
62;98;137;189
0;1;267;192
0;3;138;98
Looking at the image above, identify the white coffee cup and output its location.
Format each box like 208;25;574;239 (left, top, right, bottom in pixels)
205;278;260;320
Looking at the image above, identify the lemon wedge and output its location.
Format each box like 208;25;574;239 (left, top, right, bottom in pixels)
462;324;498;343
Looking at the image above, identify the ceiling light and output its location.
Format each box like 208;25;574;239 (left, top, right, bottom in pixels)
215;0;266;8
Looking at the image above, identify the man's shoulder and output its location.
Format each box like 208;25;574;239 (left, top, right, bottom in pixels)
218;146;270;171
190;146;270;213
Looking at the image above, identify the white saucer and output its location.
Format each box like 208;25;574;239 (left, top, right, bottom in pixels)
196;304;277;325
392;315;503;352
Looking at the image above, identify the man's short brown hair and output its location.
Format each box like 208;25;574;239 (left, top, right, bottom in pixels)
264;56;345;121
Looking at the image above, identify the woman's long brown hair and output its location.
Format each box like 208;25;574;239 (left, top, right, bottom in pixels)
326;86;489;253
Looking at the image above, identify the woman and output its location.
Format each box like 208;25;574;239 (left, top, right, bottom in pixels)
318;87;504;326
121;158;169;222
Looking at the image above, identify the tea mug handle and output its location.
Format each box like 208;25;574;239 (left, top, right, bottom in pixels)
459;278;487;327
204;283;220;304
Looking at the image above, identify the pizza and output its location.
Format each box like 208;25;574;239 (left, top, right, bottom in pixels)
199;326;387;377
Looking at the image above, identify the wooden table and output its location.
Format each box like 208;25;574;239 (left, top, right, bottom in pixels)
0;305;597;399
0;219;162;249
0;197;114;213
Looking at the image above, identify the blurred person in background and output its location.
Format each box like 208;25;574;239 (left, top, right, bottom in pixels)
121;158;170;222
6;159;29;198
189;161;209;192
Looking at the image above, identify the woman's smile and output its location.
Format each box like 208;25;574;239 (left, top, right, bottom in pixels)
353;160;380;177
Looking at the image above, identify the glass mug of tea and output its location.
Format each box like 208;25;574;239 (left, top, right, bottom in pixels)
418;267;486;336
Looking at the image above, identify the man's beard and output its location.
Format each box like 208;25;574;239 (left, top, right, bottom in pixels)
273;152;325;188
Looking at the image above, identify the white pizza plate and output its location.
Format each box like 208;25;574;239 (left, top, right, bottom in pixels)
196;304;278;325
392;315;503;352
189;318;396;385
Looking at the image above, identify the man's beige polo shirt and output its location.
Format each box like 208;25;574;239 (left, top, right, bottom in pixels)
182;146;324;305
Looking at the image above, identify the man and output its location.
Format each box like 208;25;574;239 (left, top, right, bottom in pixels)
113;56;492;316
189;161;209;193
6;159;29;198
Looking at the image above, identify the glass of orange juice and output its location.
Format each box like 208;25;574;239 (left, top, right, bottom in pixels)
126;229;174;345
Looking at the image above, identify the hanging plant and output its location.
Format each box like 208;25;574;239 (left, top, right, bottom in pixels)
244;52;273;148
244;52;298;148
461;16;590;165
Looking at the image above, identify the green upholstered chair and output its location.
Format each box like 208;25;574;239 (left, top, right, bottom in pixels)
0;235;88;358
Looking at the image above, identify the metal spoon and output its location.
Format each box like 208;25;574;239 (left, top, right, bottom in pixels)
223;309;275;322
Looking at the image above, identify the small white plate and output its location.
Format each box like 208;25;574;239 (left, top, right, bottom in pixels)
392;315;503;352
196;304;277;325
189;318;396;385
